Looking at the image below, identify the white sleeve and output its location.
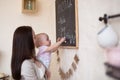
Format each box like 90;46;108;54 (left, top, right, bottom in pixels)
21;60;45;80
34;63;46;79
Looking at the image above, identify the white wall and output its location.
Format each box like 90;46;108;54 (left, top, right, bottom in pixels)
0;0;120;80
50;0;120;80
0;0;55;74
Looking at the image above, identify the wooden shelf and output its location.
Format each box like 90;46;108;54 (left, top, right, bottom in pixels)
0;75;9;80
22;0;37;13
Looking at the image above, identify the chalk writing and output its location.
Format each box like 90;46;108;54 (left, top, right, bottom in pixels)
56;0;76;47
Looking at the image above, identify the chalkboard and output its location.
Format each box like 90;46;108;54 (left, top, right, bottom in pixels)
56;0;78;48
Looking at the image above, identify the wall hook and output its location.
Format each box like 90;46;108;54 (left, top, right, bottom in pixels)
99;14;108;24
99;13;120;24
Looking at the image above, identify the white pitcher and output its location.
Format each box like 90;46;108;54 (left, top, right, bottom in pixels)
97;25;119;48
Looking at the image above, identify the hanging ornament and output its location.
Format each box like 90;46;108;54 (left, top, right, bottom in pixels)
74;54;79;64
59;68;65;79
68;69;73;76
57;56;60;63
57;50;79;79
57;50;60;63
57;50;59;55
72;62;77;71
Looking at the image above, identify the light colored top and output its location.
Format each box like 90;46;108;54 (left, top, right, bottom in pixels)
21;59;46;80
106;47;120;67
37;46;51;69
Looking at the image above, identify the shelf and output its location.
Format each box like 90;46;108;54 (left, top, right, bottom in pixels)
0;75;9;80
22;0;37;13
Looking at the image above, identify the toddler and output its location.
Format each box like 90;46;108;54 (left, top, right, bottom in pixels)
35;33;65;79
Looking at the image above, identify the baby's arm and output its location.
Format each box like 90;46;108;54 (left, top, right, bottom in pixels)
45;37;65;53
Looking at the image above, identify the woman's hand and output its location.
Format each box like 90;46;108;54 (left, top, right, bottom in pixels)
35;60;42;68
45;70;51;80
32;58;42;68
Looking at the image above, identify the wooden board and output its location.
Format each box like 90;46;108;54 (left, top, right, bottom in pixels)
56;0;79;48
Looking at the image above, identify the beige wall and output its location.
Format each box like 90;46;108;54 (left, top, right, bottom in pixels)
0;0;55;75
0;0;120;80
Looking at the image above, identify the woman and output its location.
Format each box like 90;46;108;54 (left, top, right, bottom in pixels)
11;26;46;80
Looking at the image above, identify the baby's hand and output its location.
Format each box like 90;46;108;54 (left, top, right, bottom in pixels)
57;37;66;43
60;37;66;42
57;37;61;42
33;59;42;68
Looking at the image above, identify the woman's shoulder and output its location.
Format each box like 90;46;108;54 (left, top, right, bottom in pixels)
21;59;35;74
21;59;46;80
22;59;33;67
22;59;33;64
22;59;45;69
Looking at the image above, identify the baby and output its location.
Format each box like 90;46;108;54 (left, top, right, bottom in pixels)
35;33;65;79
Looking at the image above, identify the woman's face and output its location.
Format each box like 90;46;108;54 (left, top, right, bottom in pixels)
32;30;36;45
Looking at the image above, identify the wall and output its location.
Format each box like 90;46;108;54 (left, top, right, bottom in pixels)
50;0;120;80
0;0;55;74
0;0;120;80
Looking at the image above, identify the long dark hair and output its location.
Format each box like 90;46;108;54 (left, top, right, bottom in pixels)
11;26;35;80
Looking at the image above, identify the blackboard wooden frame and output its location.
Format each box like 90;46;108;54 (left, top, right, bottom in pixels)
55;0;79;48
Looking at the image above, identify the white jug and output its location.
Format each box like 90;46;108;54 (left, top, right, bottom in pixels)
97;25;119;48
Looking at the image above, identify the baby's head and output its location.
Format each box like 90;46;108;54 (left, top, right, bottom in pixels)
35;33;51;48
